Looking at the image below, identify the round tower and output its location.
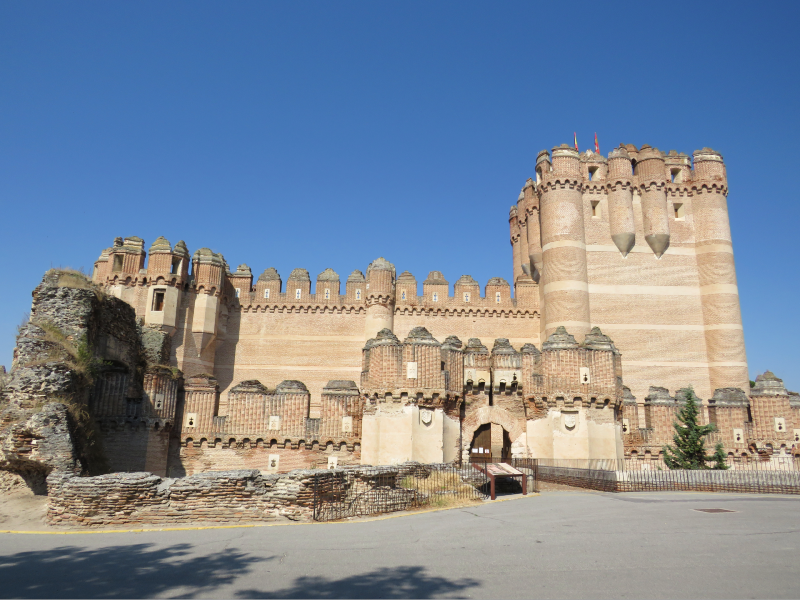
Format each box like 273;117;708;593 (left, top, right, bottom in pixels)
509;205;522;282
364;257;396;340
538;145;591;341
607;147;636;256
516;190;530;277
523;178;542;282
692;148;748;393
637;145;670;258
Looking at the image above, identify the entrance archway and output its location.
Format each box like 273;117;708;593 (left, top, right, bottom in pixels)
469;423;512;461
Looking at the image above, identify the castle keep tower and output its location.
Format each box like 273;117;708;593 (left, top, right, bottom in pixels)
513;142;749;401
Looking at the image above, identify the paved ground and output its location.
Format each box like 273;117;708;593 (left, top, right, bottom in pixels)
1;490;799;599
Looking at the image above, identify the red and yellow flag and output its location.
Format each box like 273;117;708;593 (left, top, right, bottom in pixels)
595;132;600;154
574;132;578;151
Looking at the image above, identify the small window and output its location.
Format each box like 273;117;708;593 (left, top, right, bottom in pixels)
588;166;598;181
478;380;485;393
631;159;637;175
674;203;685;220
152;290;165;312
356;289;361;300
499;381;506;393
591;200;601;218
432;292;438;302
495;292;501;303
324;288;330;299
463;292;470;302
264;288;270;299
670;167;681;183
295;289;301;299
401;290;406;300
170;257;181;274
235;288;241;298
113;254;124;272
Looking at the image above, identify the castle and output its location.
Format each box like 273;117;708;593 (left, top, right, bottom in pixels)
72;142;796;476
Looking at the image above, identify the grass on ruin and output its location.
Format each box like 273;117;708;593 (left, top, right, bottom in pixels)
29;321;101;383
49;268;107;300
400;473;484;509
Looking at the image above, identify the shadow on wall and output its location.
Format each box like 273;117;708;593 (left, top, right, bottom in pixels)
0;542;479;599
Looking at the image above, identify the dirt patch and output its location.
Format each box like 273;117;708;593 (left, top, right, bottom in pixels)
0;489;49;531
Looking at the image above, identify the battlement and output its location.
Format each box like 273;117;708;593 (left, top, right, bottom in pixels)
92;239;537;313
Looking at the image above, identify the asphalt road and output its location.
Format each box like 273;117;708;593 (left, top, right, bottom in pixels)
1;491;799;599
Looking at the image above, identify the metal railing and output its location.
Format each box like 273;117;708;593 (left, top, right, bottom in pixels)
536;457;800;494
311;463;492;522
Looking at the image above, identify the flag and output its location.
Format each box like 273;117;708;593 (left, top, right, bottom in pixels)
595;132;600;154
574;132;578;151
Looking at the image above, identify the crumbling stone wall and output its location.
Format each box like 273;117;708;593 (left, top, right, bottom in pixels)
46;463;425;527
1;270;179;489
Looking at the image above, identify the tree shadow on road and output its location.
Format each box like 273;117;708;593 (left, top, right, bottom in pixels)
235;565;480;599
0;542;270;598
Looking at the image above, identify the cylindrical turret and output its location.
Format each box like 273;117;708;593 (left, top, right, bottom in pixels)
523;178;542;282
692;148;748;393
607;147;636;256
517;191;530;277
364;257;395;340
539;145;591;341
637;146;670;258
509;205;522;281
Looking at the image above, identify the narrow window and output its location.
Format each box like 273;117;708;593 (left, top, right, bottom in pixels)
324;288;330;299
401;290;406;301
670;168;681;183
171;257;181;274
588;166;598;181
591;200;601;218
630;159;637;175
264;288;270;299
356;289;361;300
499;381;506;393
478;380;485;393
152;290;165;312
295;289;301;299
495;292;501;303
432;292;438;302
235;288;241;298
463;292;470;302
674;203;685;220
113;254;123;272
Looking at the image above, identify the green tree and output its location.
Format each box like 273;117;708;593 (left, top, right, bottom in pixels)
662;388;717;470
709;442;729;470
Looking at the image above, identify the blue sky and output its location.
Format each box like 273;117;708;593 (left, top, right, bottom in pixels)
1;1;798;391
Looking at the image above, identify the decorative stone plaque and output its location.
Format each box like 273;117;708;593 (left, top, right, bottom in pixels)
341;416;353;433
420;409;433;425
268;415;281;431
268;454;280;470
733;428;744;444
327;456;338;469
579;367;591;384
775;417;786;433
407;361;418;379
185;413;197;428
622;418;630;433
564;414;577;430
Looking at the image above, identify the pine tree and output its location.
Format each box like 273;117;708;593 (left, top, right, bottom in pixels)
662;387;716;470
709;442;729;470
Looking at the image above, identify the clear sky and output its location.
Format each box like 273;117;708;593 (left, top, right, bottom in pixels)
1;1;798;392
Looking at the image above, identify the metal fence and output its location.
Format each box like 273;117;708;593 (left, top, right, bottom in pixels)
310;459;542;522
535;457;800;495
311;463;492;522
